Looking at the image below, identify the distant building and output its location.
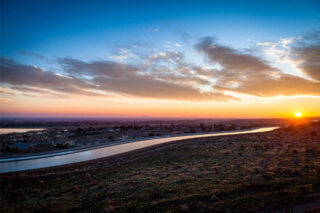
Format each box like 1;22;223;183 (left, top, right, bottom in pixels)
9;142;29;150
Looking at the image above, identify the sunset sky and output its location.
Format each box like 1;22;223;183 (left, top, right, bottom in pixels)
1;0;320;118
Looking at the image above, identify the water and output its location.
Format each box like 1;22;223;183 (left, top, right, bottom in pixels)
0;128;44;135
0;127;278;173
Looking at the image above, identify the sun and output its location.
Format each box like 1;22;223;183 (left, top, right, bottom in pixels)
295;112;302;117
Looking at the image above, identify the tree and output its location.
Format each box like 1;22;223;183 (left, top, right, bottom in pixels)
149;132;155;137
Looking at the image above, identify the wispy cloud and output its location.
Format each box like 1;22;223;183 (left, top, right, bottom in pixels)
0;97;15;103
18;50;46;59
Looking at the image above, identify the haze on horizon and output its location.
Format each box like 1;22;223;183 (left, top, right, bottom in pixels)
1;0;320;119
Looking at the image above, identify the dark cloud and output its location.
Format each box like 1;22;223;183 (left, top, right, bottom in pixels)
0;57;236;101
59;58;138;78
18;50;45;59
292;32;320;81
0;58;101;97
195;37;277;73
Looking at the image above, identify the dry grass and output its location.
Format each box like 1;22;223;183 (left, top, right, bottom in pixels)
1;123;320;212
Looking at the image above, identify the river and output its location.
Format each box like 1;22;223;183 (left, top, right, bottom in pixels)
0;127;278;173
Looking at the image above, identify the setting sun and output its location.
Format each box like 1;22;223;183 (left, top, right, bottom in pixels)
295;112;302;117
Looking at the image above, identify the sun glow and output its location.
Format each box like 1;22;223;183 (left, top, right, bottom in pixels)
295;112;302;117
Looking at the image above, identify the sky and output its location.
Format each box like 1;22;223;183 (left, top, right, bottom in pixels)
1;0;320;118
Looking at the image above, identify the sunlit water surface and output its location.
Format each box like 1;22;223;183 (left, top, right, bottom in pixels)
0;128;44;135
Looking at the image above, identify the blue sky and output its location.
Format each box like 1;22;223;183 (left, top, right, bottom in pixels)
2;0;320;66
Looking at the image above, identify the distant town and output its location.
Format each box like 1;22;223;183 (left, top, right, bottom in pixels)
0;118;315;155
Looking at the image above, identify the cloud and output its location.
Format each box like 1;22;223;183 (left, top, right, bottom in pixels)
195;37;277;73
9;86;68;98
2;57;234;102
59;57;138;78
60;57;236;101
291;31;320;81
195;36;320;97
146;51;184;64
0;97;15;103
255;31;320;82
296;46;320;81
18;50;45;59
176;30;192;44
94;75;234;101
0;58;103;97
109;48;137;61
150;71;211;86
2;32;319;102
215;73;320;97
192;66;219;78
0;87;16;96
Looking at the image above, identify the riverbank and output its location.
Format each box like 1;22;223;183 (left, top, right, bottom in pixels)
1;123;320;212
